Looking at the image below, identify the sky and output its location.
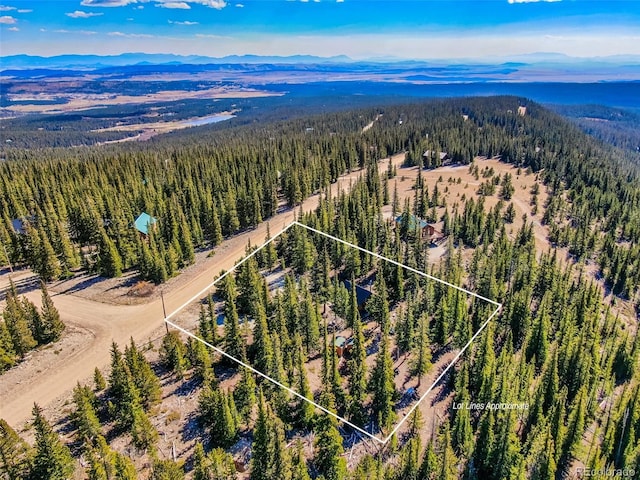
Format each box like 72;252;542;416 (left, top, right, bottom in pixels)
0;0;639;60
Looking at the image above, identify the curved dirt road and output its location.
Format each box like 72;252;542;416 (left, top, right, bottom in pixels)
0;153;409;428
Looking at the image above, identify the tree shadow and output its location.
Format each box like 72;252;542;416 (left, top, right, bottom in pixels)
0;270;41;301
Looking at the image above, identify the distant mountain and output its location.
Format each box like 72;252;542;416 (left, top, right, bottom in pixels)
0;53;354;70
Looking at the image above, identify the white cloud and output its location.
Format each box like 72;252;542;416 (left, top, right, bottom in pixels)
508;0;561;3
108;30;154;38
235;3;244;7
0;15;16;23
66;10;104;18
81;0;141;6
158;1;190;8
0;5;15;11
8;26;17;31
191;0;227;8
195;33;230;39
81;0;227;8
54;29;98;35
17;9;31;12
169;19;198;24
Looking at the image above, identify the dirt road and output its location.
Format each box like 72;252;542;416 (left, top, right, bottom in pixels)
0;152;408;427
1;153;543;428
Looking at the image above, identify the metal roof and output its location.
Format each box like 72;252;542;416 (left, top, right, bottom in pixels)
134;212;157;235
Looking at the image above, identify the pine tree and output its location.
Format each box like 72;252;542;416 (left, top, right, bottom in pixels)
291;439;311;480
93;367;106;391
3;281;37;357
151;458;184;480
398;436;421;480
97;231;123;278
410;313;432;386
560;387;587;467
72;382;102;447
107;342;140;430
437;424;458;480
31;403;75;480
369;331;396;430
293;335;314;428
37;225;62;282
113;451;137;480
193;442;209;480
237;255;262;316
474;409;495;478
85;442;111;480
419;439;438;480
0;321;16;372
198;384;238;448
452;391;473;458
530;427;557;480
434;293;451;345
0;418;32;480
220;274;245;362
368;273;390;333
130;405;158;452
251;391;276;480
22;298;43;346
252;302;273;375
38;280;65;344
125;338;161;409
193;442;237;480
348;279;367;425
264;223;278;270
314;391;347;480
300;287;320;353
188;337;213;385
160;331;188;379
55;221;79;277
234;366;257;420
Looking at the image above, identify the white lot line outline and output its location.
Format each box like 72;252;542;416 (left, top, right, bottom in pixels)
164;220;502;445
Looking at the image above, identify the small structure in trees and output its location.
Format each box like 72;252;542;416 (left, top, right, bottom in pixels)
134;212;157;237
423;150;451;165
394;214;444;243
334;335;354;357
343;279;372;314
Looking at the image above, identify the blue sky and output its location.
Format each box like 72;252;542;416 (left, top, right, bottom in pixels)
1;0;638;59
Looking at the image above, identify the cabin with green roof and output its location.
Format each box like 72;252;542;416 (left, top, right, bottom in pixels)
134;212;157;237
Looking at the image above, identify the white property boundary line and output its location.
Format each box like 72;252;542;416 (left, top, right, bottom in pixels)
163;220;502;445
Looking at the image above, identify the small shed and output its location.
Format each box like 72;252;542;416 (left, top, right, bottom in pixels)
134;212;157;236
334;336;354;357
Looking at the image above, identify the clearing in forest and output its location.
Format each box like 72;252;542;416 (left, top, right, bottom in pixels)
165;221;501;444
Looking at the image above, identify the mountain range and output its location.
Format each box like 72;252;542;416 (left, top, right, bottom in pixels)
2;52;640;71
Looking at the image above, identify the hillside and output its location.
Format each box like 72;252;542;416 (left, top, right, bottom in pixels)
1;96;639;479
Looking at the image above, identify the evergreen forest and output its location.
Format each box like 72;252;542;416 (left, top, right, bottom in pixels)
1;96;639;479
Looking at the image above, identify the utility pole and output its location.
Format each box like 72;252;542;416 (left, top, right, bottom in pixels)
161;290;169;334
